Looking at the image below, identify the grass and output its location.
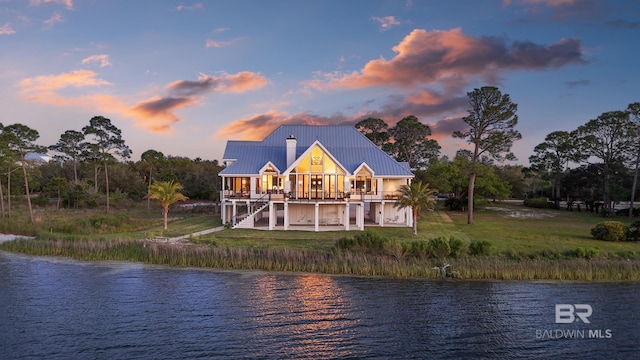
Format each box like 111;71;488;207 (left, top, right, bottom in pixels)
2;200;640;280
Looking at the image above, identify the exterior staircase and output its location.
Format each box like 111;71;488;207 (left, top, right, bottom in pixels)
232;194;271;229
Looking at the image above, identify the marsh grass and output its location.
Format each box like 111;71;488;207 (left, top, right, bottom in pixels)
3;238;640;280
2;201;640;280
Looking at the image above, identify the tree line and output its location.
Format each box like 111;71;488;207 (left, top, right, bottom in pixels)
2;87;638;225
0;116;223;222
355;87;639;222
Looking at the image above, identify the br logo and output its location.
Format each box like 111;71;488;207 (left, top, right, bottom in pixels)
555;304;592;324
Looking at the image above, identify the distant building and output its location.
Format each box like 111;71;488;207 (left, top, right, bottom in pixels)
219;125;414;231
25;153;51;163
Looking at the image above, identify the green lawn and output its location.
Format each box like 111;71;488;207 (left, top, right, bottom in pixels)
211;202;640;258
446;204;639;256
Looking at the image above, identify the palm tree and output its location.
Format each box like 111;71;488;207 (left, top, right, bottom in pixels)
148;180;188;230
394;181;437;235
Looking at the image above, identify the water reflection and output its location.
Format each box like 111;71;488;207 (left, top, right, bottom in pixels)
1;251;639;359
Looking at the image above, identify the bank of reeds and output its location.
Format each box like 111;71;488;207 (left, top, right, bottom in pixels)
2;238;640;281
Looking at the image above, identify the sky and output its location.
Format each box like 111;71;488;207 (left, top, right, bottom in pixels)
1;0;639;165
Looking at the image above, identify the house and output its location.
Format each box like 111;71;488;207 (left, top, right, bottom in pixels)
219;125;414;231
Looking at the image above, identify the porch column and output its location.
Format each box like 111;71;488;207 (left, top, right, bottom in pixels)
250;177;257;197
380;202;385;227
221;202;226;224
357;203;363;230
284;202;289;230
344;203;350;231
232;201;237;226
268;202;275;230
314;203;320;232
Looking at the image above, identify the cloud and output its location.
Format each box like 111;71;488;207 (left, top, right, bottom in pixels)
214;110;350;140
19;70;110;99
371;16;401;31
308;28;585;92
205;39;233;48
0;23;15;35
606;19;640;29
565;79;590;88
29;0;73;10
19;70;267;134
166;72;267;96
43;12;63;29
176;3;204;11
82;54;112;67
127;97;199;132
507;0;607;21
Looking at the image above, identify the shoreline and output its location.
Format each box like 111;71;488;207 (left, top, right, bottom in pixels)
2;236;640;282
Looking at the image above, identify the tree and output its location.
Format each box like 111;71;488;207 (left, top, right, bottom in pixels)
83;116;131;213
394;181;437;235
49;130;86;185
46;177;70;209
1;124;48;223
453;86;521;224
140;149;165;211
575;110;636;215
355;118;390;148
529;131;585;207
148;180;188;230
628;103;640;217
387;115;440;170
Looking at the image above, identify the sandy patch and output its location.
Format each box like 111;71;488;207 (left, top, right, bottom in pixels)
484;206;557;219
0;234;35;244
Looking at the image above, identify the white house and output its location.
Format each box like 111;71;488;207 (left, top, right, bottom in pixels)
219;125;414;231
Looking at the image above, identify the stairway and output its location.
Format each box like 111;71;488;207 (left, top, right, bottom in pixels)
232;202;270;229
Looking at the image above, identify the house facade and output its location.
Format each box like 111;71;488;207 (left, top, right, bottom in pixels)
219;125;414;231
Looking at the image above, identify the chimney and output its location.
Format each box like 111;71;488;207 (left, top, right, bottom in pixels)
286;134;297;167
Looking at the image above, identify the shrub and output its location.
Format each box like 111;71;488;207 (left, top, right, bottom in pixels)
335;237;355;250
469;240;492;256
524;198;557;209
627;221;640;241
448;237;467;258
334;230;388;255
566;247;600;259
386;239;408;260
428;237;451;259
407;240;430;259
590;221;628;241
444;197;466;211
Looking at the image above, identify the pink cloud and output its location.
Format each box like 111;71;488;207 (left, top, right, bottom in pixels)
205;39;233;48
19;70;268;134
0;24;15;35
166;72;267;96
214;111;353;140
371;16;401;31
19;70;110;99
43;12;63;29
176;3;204;11
308;28;585;92
127;97;199;133
82;54;112;67
29;0;73;9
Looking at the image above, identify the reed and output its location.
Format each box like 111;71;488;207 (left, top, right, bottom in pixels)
3;239;640;281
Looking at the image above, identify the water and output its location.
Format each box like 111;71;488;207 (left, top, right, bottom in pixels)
1;251;639;359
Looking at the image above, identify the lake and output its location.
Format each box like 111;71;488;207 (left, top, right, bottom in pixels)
1;250;639;359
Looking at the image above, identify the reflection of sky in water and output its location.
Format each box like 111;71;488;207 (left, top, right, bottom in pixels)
1;252;639;359
246;274;358;358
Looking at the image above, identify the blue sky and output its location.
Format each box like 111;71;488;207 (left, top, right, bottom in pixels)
1;0;639;165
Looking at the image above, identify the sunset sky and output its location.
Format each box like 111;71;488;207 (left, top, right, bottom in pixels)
1;0;639;165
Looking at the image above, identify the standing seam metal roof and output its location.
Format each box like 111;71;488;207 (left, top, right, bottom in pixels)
220;125;413;176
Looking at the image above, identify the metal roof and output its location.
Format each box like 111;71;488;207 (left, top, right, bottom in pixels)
220;125;413;177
